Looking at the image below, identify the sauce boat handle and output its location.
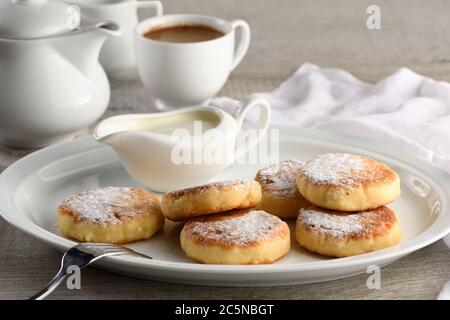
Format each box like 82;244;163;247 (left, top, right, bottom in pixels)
234;95;272;160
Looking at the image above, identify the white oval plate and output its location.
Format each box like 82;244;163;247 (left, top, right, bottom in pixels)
1;126;449;287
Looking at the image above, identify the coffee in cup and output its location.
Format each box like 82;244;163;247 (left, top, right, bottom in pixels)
143;24;225;43
136;14;251;111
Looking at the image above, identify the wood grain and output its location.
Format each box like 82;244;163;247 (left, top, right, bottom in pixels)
1;0;450;300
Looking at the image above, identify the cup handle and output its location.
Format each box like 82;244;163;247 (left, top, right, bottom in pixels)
233;95;271;159
230;19;251;71
135;1;163;18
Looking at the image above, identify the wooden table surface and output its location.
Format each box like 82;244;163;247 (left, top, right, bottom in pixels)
1;0;450;300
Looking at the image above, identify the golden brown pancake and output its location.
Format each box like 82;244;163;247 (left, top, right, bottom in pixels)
296;153;401;211
161;180;262;222
181;209;290;264
57;187;165;244
296;205;401;257
255;160;310;218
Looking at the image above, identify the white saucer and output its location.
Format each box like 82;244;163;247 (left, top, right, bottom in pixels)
1;126;449;287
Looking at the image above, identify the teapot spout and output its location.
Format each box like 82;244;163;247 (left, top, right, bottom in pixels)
96;20;122;36
54;20;121;78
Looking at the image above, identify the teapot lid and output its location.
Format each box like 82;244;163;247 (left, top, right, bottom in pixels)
0;0;81;39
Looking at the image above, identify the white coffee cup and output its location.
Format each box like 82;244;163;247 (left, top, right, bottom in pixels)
69;0;162;77
135;14;251;111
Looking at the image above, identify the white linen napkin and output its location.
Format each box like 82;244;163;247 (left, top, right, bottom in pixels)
211;63;450;299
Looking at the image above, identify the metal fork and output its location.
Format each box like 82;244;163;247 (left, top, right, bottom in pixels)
29;243;152;300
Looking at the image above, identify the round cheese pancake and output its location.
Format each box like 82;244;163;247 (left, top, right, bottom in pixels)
181;210;290;264
296;206;401;257
161;180;262;222
57;187;165;244
255;160;310;218
296;153;401;211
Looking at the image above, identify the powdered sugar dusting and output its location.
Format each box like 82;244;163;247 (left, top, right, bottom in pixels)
204;179;253;190
188;210;284;245
299;208;365;238
60;187;147;225
301;153;366;187
257;160;304;197
167;179;255;197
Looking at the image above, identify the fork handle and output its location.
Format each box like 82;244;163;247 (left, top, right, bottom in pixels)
29;270;67;300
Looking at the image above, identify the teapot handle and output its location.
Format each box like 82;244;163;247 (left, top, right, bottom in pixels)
233;95;271;160
135;1;163;18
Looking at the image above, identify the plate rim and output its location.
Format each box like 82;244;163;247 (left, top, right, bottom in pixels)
1;126;450;275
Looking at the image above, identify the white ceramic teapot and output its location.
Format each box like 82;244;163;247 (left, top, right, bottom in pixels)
0;0;121;148
67;0;162;77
